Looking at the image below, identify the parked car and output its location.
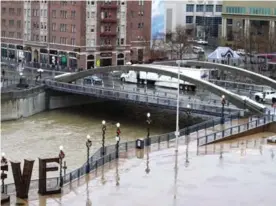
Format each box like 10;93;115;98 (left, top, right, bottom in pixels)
196;39;208;45
84;75;103;85
254;90;276;102
267;136;276;143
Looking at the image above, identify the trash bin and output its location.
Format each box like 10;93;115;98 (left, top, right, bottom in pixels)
136;138;144;149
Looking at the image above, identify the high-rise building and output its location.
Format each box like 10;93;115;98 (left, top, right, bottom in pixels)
1;0;151;70
221;1;276;52
164;0;222;43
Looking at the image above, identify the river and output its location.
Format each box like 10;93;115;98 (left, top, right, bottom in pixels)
1;101;205;183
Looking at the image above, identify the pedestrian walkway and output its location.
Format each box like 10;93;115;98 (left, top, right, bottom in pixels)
7;131;276;206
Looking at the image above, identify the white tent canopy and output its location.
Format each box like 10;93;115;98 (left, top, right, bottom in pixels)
207;47;241;65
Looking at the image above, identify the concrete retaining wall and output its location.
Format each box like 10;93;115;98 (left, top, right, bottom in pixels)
1;92;46;121
1;87;102;121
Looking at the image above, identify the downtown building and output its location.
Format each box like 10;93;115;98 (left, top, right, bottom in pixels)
220;1;276;52
164;0;223;44
1;0;151;70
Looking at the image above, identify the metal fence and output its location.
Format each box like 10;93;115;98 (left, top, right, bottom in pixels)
209;79;271;93
3;112;240;195
45;80;241;116
197;114;276;146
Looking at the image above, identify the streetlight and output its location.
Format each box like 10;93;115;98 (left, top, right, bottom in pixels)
115;123;121;159
146;113;151;146
58;146;65;187
86;135;92;173
1;152;8;194
102;120;106;156
221;95;226;124
175;60;181;153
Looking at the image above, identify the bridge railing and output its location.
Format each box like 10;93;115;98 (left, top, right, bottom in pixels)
209;79;271;93
197;115;275;146
3;105;241;194
45;80;241;115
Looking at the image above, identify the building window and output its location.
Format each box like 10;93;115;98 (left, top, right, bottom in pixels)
9;8;15;15
121;38;124;45
71;38;75;45
2;31;6;37
17;32;21;38
216;5;222;12
71;10;76;19
9;32;14;38
206;5;213;12
196;5;204;12
2;19;6;26
17;20;21;28
9;20;14;27
87;11;90;18
60;37;67;44
226;7;246;14
186;4;194;12
2;8;6;14
186;16;193;24
52;23;56;31
71;25;76;33
52;10;56;18
17;8;21;15
249;7;271;15
52;36;56;43
60;24;67;32
227;19;233;25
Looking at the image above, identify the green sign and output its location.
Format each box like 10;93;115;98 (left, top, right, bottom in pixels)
61;56;67;64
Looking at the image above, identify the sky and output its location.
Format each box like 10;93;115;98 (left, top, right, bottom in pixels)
151;0;164;39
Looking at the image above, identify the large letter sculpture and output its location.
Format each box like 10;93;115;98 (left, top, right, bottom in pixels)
10;159;35;199
1;156;10;203
38;157;61;195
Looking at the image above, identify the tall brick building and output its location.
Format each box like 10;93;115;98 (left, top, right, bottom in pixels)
1;0;152;70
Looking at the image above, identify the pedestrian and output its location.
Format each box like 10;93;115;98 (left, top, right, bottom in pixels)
1;69;5;82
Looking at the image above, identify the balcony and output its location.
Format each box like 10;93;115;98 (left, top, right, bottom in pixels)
100;4;118;10
99;45;114;51
100;32;117;37
101;18;117;23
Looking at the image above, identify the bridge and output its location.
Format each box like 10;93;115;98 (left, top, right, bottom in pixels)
53;65;266;114
153;60;276;90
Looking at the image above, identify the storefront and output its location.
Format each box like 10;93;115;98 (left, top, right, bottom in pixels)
16;45;24;60
40;48;48;63
69;52;78;69
1;43;8;58
100;52;112;67
86;54;95;69
49;50;58;65
8;44;16;59
24;46;32;62
59;51;68;67
117;53;125;65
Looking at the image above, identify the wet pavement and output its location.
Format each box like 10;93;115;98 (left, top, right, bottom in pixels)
5;121;276;206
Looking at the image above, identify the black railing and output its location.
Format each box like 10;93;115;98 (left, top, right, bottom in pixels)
3;112;241;194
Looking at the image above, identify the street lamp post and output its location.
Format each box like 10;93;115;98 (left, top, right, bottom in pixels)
1;153;8;194
146;113;151;146
58;146;65;187
86;135;92;173
102;120;106;156
115;123;121;159
221;95;226;124
175;60;181;153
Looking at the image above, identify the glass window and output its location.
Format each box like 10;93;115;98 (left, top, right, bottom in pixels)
196;5;204;12
186;4;194;12
186;16;193;24
206;5;213;12
216;5;222;12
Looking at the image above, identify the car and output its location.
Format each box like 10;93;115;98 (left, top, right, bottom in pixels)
264;93;276;104
83;75;103;85
236;49;246;56
267;136;276;143
196;39;208;45
254;90;276;102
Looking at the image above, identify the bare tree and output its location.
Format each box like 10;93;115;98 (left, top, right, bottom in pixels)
162;25;192;60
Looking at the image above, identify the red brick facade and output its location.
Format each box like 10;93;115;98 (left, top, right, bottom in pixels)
1;0;152;69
